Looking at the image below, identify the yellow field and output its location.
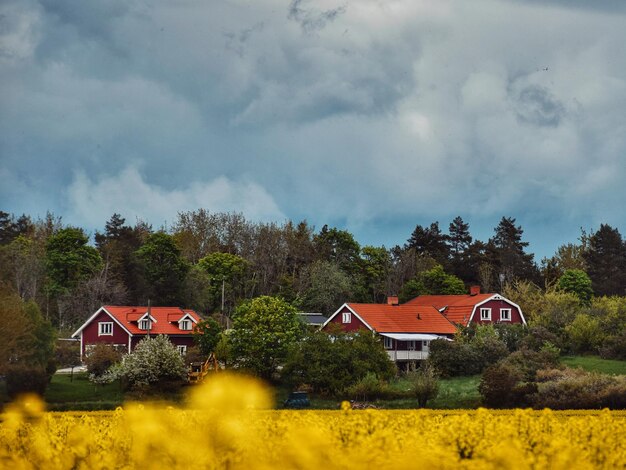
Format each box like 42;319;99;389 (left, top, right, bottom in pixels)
1;374;625;469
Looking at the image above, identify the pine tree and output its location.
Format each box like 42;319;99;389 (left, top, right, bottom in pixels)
583;224;626;296
490;217;538;284
406;222;449;266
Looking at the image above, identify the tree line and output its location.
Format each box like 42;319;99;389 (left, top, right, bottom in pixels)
1;209;626;332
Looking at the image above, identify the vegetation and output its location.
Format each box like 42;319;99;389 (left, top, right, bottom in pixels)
3;375;626;469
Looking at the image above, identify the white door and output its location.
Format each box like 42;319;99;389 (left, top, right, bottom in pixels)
422;341;430;353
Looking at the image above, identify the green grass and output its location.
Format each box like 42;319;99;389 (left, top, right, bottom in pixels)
44;373;125;410
561;355;626;375
278;375;482;410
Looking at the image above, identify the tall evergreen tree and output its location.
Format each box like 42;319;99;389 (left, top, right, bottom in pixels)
447;216;473;282
489;217;538;284
583;224;626;296
406;222;449;266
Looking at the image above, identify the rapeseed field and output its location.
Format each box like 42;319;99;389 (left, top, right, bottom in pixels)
1;374;625;469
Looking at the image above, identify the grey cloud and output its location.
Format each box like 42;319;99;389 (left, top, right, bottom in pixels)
505;0;626;14
513;85;566;127
288;0;346;33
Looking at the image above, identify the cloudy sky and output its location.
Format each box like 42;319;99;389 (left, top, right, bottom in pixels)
1;0;625;258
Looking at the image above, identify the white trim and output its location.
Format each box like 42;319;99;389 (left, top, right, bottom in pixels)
72;306;134;338
500;308;512;321
480;308;491;321
80;332;84;361
321;303;374;332
128;335;131;354
383;336;393;349
467;294;527;325
176;345;187;355
98;322;114;336
177;313;198;324
379;333;450;341
138;312;157;323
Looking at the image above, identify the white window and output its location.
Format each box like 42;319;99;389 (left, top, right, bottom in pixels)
500;309;512;321
179;320;191;331
480;308;491;321
383;337;393;349
342;311;351;323
407;340;416;351
98;322;113;336
139;319;151;330
177;345;187;355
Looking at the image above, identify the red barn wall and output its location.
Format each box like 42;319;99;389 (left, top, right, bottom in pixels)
470;299;524;325
325;306;370;332
81;310;130;356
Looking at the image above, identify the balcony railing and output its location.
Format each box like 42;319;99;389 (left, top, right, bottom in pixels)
386;350;429;361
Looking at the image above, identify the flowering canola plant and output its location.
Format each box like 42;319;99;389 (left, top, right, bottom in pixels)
1;374;626;469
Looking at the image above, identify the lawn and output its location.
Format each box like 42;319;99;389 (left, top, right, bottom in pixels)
561;355;626;375
44;372;125;410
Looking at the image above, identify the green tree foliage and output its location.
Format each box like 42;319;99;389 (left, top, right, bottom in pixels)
583;224;626;296
135;232;189;305
193;318;222;356
313;225;361;274
0;211;33;245
420;265;466;295
565;314;604;354
109;335;187;390
197;252;248;313
489;217;538;285
406;222;450;266
230;296;304;380
301;261;354;315
447;216;474;281
359;246;392;303
95;214;151;304
557;269;593;306
283;327;395;395
45;227;103;297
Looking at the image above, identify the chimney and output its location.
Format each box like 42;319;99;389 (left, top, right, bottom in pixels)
387;296;399;306
470;285;480;296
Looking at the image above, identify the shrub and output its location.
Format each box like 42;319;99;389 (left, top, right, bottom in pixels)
344;373;390;401
85;344;122;379
428;339;482;377
502;346;560;381
532;367;626;409
409;364;440;408
283;327;396;396
565;314;604;354
108;335;187;391
4;364;49;398
599;331;626;359
479;363;522;408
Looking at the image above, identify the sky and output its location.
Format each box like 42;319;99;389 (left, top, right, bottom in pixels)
1;0;626;260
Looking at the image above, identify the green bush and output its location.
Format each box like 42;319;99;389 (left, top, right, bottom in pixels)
479;362;522;408
408;364;440;408
85;344;122;379
283;327;396;396
599;331;626;360
531;367;625;409
344;373;390;401
4;364;50;398
502;346;560;381
428;334;509;378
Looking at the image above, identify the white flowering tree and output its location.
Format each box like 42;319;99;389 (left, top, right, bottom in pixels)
108;335;187;390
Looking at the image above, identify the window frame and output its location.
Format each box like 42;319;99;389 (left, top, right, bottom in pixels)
177;345;187;356
500;308;512;321
139;319;151;330
480;308;491;321
342;311;351;324
179;319;191;331
98;322;113;336
383;337;393;350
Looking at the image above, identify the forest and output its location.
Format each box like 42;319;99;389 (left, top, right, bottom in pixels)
1;208;625;334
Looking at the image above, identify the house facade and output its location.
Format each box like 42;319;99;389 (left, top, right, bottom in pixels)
72;305;201;361
405;288;526;327
321;298;457;366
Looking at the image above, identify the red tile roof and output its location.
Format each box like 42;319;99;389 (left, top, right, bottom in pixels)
404;294;494;325
103;306;201;336
346;303;457;335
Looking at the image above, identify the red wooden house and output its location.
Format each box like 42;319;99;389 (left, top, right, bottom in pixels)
71;305;201;361
405;287;526;327
322;297;457;365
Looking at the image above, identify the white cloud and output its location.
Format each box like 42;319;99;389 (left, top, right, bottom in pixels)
66;167;285;228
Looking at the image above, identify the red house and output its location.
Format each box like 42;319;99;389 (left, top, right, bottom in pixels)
405;287;526;327
71;305;202;361
322;297;457;366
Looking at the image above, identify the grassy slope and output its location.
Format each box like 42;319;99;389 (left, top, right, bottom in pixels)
44;373;125;410
561;355;626;375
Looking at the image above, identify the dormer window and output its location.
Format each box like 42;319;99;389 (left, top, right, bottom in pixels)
180;320;191;331
139;319;151;330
